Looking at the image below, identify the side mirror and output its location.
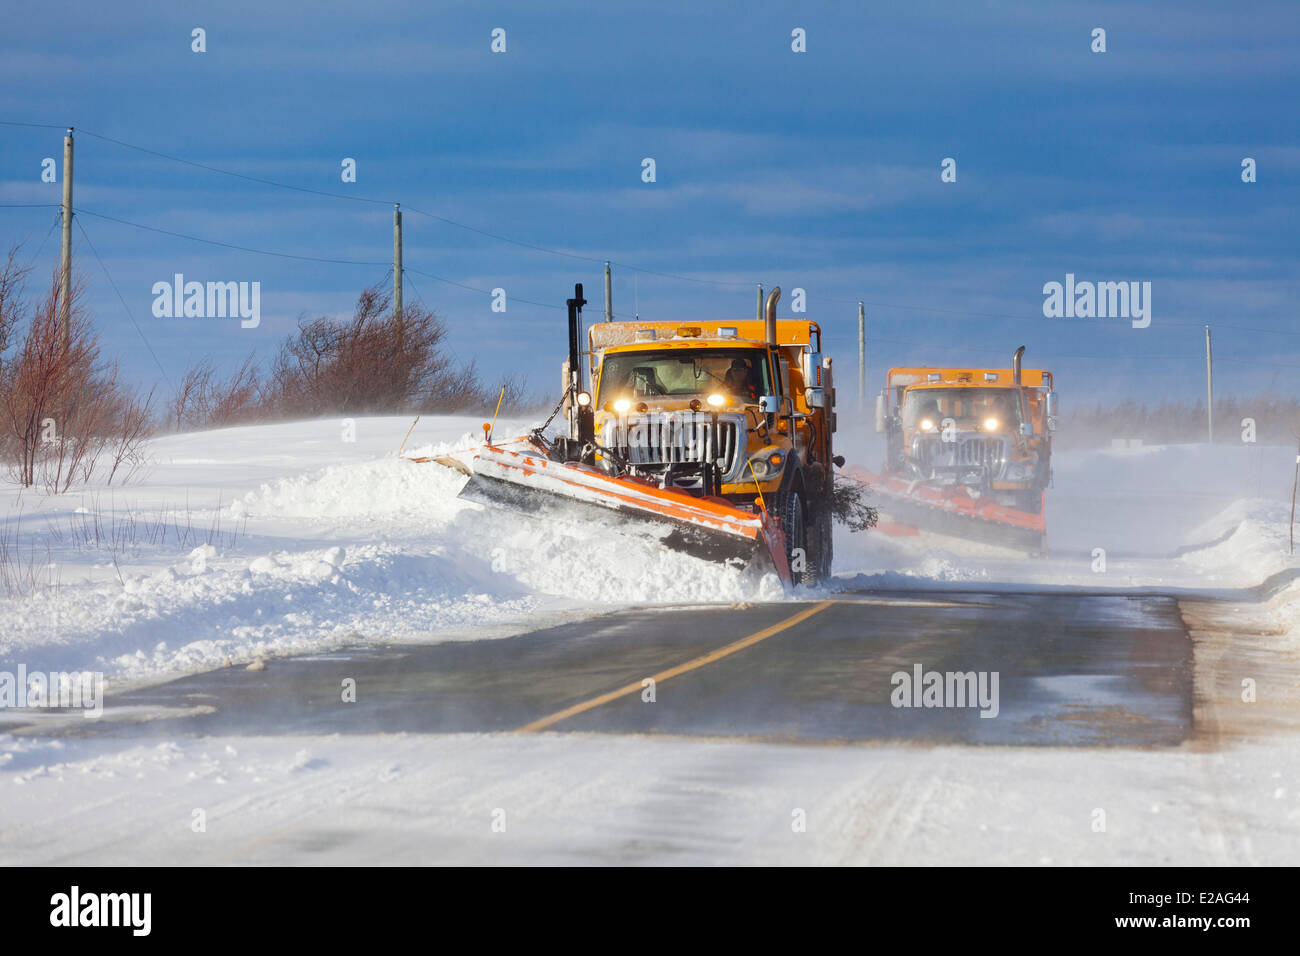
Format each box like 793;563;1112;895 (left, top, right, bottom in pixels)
805;387;826;409
874;394;888;433
802;352;823;387
759;395;780;414
1045;391;1057;417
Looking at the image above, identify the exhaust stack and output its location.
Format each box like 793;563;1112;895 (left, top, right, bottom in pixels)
764;286;781;347
566;283;589;447
1012;345;1025;385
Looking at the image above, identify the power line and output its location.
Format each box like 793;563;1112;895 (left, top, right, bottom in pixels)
24;208;62;272
403;271;472;370
77;207;388;267
74;217;173;387
399;204;602;264
404;266;567;311
1159;318;1300;338
62;206;625;316
0;120;66;130
70;126;757;289
866;335;1300;370
77;128;394;207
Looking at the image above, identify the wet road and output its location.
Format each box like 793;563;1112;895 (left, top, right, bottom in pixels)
26;590;1194;747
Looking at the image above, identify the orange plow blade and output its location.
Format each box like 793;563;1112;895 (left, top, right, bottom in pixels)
453;436;792;586
845;466;1046;552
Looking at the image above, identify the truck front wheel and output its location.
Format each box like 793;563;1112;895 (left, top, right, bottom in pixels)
772;490;813;586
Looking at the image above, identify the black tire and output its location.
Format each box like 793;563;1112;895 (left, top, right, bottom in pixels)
813;496;833;583
773;489;813;587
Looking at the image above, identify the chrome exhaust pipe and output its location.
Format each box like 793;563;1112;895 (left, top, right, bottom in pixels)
764;286;781;347
1012;345;1025;385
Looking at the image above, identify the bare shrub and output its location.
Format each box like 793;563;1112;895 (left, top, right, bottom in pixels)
264;284;454;416
422;358;533;414
169;353;261;431
832;474;880;532
0;245;28;375
0;267;154;491
259;285;547;418
0;509;54;598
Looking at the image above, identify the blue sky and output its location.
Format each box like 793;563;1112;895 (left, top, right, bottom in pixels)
1;0;1297;409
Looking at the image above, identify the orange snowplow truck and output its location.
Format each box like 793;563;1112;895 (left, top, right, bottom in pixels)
874;347;1057;515
578;287;841;584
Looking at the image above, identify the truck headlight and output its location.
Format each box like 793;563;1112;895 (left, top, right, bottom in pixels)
613;398;631;414
920;418;935;431
983;417;999;431
747;450;786;481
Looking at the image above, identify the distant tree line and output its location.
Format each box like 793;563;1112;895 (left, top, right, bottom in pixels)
1057;396;1300;448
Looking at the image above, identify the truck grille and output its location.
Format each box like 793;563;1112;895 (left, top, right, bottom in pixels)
913;434;1008;477
607;413;742;479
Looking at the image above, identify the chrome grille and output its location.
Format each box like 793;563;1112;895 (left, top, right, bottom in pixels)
913;434;1009;477
605;412;742;478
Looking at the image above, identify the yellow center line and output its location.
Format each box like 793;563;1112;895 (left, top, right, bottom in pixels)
516;599;837;733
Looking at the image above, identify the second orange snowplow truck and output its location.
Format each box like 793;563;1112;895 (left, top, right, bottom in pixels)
866;347;1057;549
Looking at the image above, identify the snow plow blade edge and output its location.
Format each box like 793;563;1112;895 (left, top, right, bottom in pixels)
451;437;793;585
847;466;1046;552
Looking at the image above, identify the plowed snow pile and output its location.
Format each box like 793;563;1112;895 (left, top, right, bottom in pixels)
1;418;1296;687
0;416;773;686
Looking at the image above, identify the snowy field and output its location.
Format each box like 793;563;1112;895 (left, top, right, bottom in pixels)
2;416;1298;864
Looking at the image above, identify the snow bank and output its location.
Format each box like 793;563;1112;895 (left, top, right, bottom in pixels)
0;416;776;686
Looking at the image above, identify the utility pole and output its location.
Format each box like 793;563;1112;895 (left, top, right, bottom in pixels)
1205;325;1214;444
1291;432;1299;555
756;284;763;321
604;261;613;322
392;203;403;318
858;301;866;409
59;127;73;352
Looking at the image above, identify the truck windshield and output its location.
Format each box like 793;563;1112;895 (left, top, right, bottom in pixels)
599;349;771;401
902;387;1023;429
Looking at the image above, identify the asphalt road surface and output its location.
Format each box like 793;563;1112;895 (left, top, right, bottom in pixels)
27;589;1194;747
